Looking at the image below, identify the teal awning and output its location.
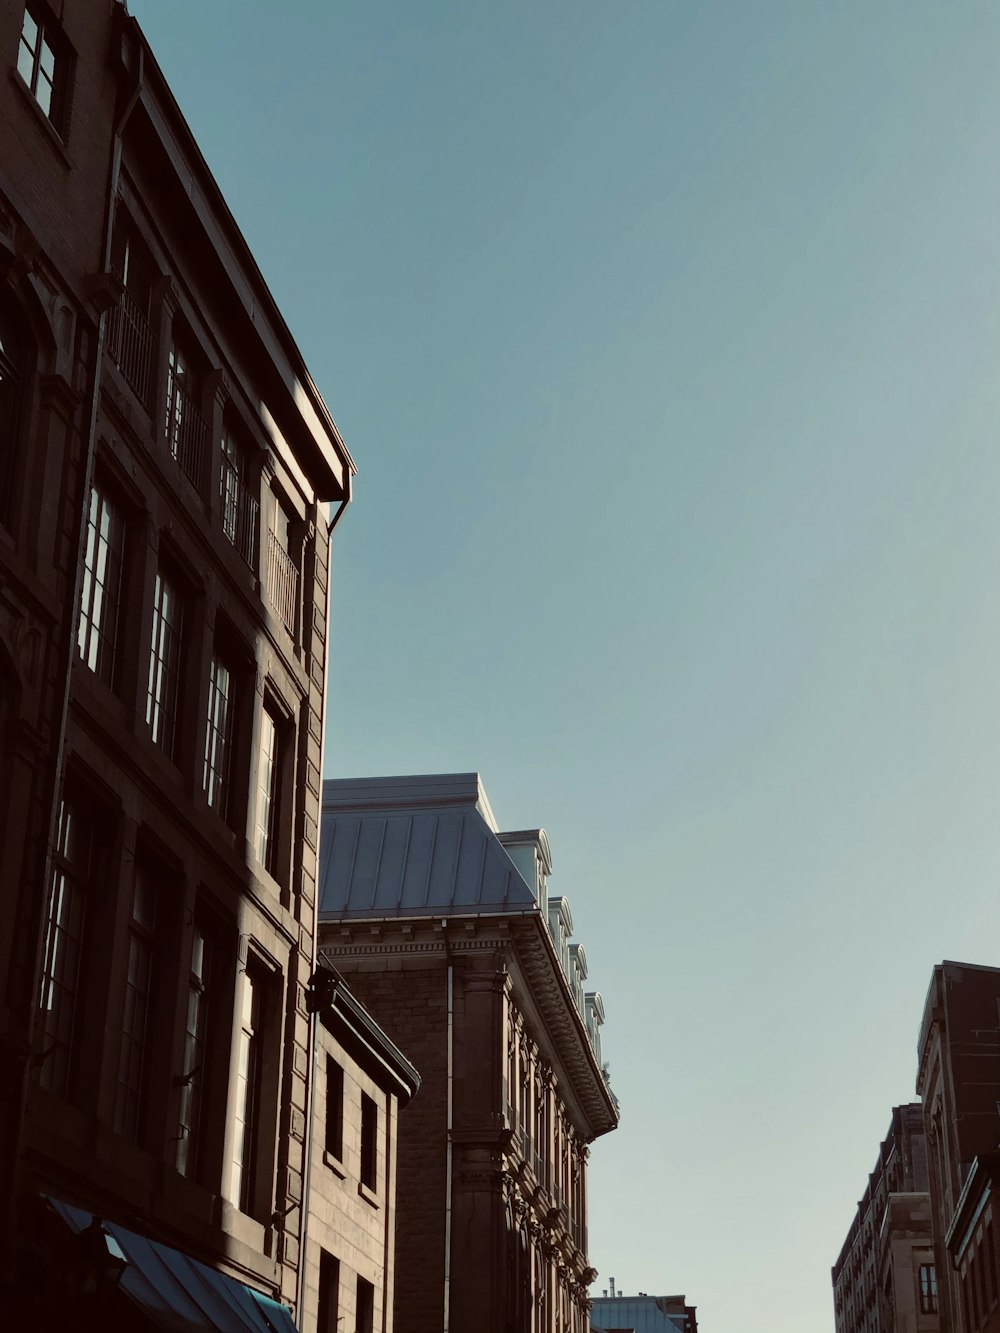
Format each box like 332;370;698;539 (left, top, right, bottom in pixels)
48;1198;298;1333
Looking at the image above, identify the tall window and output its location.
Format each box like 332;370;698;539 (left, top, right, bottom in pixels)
146;568;183;757
325;1057;343;1160
203;654;233;815
16;5;67;130
0;302;25;524
918;1264;937;1315
355;1277;374;1333
265;498;299;636
114;868;157;1141
38;797;95;1096
255;706;280;873
317;1252;340;1333
360;1092;377;1191
220;433;258;567
78;483;124;687
164;338;208;491
107;218;154;403
230;968;262;1215
176;925;210;1178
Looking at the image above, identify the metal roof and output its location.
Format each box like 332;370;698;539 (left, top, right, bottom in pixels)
319;774;538;920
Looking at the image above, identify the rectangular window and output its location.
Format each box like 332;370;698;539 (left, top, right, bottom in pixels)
107;220;154;403
355;1277;374;1333
230;968;262;1215
317;1252;340;1333
203;654;233;816
918;1262;937;1314
78;483;124;687
265;499;299;636
38;797;94;1096
255;706;280;872
987;1224;997;1304
360;1092;377;1191
325;1057;343;1160
164;340;208;491
114;868;157;1141
17;5;66;129
220;433;258;567
146;568;183;757
176;925;210;1179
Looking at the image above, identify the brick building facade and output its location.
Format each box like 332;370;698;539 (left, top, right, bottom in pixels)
831;1104;938;1333
316;774;619;1333
916;962;1000;1333
0;1;354;1325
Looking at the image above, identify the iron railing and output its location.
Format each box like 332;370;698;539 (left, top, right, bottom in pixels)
107;286;152;404
266;529;299;636
164;370;209;493
220;454;259;569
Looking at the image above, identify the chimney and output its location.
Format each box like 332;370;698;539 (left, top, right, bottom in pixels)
610;1277;616;1298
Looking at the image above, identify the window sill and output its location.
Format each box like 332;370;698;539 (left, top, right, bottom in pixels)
323;1151;346;1180
358;1181;379;1210
10;69;70;168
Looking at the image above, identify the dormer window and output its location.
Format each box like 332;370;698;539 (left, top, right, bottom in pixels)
16;5;68;132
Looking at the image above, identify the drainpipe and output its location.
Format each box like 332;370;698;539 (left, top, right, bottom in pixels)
0;17;142;1284
444;921;454;1333
297;483;350;1322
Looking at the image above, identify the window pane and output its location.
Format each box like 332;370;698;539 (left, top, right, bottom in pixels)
255;711;278;868
203;655;233;814
114;871;157;1141
16;36;35;86
20;10;39;54
78;485;124;685
146;570;183;756
39;36;55;80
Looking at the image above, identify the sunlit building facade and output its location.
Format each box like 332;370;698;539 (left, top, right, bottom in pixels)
317;773;619;1333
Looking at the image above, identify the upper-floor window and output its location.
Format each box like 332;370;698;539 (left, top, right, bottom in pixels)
107;215;155;404
325;1057;344;1160
254;704;281;875
176;923;211;1179
114;866;158;1142
265;497;299;637
165;334;208;492
16;4;68;131
203;652;234;816
360;1092;377;1192
355;1277;374;1333
220;432;259;568
317;1252;340;1333
146;567;184;759
78;482;125;688
39;795;97;1097
0;302;26;527
918;1263;937;1314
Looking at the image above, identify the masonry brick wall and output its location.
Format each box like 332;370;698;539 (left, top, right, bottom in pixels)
332;957;450;1333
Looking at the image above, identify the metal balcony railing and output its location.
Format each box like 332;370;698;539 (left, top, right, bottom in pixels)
164;370;209;493
266;529;299;636
220;455;259;569
107;286;152;404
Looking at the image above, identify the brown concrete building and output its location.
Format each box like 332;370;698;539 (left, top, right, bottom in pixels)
832;1104;937;1333
316;774;620;1333
303;965;420;1333
0;0;354;1325
917;962;1000;1333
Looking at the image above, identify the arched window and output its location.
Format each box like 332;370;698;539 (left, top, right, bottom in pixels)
0;299;26;525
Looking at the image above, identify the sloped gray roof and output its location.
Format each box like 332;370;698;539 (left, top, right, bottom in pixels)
319;774;538;919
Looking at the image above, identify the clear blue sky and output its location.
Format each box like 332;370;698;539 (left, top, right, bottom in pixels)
133;3;1000;1329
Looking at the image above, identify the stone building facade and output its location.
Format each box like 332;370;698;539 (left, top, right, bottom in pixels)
917;962;1000;1333
316;773;619;1333
0;1;354;1325
832;1104;937;1333
303;966;420;1333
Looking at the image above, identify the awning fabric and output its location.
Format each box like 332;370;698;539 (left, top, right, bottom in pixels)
47;1197;299;1333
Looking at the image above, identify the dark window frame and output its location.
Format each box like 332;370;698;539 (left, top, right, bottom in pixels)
360;1092;377;1192
325;1056;344;1160
15;2;71;133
